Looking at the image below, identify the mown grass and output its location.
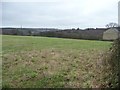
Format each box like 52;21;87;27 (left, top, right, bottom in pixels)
2;35;113;88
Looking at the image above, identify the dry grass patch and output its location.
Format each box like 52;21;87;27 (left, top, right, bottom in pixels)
2;48;108;88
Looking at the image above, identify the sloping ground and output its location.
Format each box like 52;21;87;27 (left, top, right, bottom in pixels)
2;35;113;88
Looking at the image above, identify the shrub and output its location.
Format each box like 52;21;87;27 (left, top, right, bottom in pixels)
102;38;120;88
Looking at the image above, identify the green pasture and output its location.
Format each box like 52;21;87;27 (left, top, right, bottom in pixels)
2;35;113;88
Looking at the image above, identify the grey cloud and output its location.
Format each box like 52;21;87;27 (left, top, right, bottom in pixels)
2;1;118;29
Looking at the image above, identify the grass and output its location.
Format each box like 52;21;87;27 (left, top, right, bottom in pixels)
2;35;111;53
2;35;112;88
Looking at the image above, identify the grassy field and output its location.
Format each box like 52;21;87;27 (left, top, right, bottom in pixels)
2;35;112;88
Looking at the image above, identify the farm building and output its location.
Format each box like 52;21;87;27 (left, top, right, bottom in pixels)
103;28;120;40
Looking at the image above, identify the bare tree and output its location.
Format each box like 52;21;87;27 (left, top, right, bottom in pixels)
105;22;118;28
77;28;80;30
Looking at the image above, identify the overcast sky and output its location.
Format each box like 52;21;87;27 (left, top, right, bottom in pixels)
1;0;120;29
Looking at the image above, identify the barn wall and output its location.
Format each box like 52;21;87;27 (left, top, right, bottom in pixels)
103;29;119;40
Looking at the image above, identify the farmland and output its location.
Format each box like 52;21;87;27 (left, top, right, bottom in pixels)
2;35;113;88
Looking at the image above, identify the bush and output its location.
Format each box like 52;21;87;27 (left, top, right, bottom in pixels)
102;38;120;88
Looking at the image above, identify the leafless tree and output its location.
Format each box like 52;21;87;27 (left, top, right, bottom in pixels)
105;22;118;28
